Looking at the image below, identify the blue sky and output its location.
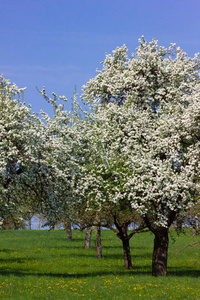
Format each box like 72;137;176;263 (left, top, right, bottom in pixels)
1;0;200;116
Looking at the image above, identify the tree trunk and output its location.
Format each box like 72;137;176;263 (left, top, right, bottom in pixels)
120;226;133;270
84;227;92;249
14;220;19;230
63;219;72;240
66;222;72;240
28;217;32;230
38;216;41;230
152;228;169;276
96;226;102;259
50;224;55;231
176;216;183;233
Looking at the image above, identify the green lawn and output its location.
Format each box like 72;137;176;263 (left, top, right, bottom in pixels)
0;229;199;299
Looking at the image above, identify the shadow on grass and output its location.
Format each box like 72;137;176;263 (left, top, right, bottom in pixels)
0;257;38;264
0;249;15;254
48;237;86;242
0;250;151;262
45;243;148;251
168;267;200;277
0;266;152;278
0;267;199;278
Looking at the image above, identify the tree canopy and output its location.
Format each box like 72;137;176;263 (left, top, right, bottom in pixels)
0;37;199;276
77;38;200;274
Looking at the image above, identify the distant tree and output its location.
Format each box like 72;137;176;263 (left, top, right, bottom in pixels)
33;88;81;232
0;75;76;230
63;217;72;240
0;74;41;227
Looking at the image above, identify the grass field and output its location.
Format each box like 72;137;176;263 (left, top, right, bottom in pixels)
0;228;199;299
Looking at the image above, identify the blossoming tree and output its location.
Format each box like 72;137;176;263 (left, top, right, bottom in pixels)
0;74;36;225
1;36;199;277
78;38;200;275
0;75;78;229
33;88;81;230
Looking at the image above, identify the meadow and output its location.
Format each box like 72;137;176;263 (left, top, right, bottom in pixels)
0;228;199;299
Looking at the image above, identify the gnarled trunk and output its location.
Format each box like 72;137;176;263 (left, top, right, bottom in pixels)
67;222;72;240
27;214;32;230
28;218;31;230
84;227;92;249
50;224;55;231
120;226;132;270
152;228;168;276
96;225;102;259
63;219;72;240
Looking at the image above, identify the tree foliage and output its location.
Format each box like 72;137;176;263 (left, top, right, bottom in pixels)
0;37;199;276
77;38;200;275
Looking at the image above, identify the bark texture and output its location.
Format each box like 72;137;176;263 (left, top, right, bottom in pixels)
84;227;92;249
119;225;133;270
28;217;31;230
67;222;72;240
96;226;102;259
152;228;169;276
